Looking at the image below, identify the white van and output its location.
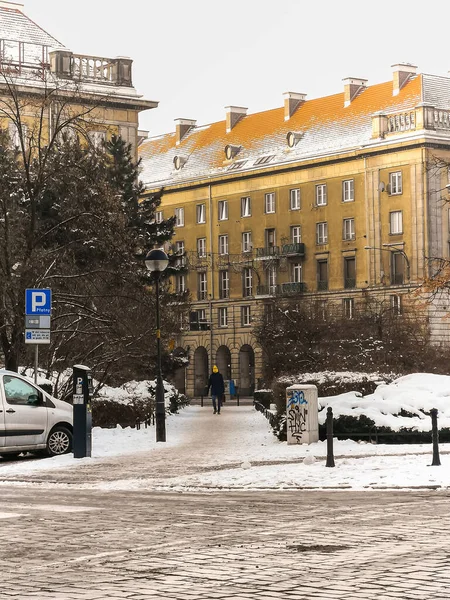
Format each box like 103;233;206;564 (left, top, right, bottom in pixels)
0;369;73;458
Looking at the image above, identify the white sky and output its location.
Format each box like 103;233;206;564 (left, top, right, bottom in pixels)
24;0;450;137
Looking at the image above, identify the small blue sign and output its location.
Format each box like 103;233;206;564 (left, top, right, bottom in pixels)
25;289;52;316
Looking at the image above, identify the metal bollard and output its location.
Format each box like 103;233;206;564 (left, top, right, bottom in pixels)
201;395;204;407
430;408;441;466
237;394;240;407
326;407;335;468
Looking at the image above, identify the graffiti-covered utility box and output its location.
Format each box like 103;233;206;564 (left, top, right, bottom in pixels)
286;385;319;445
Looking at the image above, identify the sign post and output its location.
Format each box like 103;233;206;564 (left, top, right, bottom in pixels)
25;289;52;383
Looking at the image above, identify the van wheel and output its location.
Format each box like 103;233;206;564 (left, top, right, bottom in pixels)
47;427;72;456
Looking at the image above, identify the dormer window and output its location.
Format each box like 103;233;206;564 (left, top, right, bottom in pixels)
225;144;242;160
254;155;274;166
286;131;303;148
227;160;247;171
173;155;187;170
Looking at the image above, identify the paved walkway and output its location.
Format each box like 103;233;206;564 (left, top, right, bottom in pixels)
0;486;449;599
1;406;450;598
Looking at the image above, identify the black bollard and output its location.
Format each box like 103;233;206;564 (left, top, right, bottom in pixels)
201;395;204;407
326;407;335;468
430;408;441;466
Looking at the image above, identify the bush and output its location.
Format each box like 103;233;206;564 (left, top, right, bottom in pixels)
253;389;274;409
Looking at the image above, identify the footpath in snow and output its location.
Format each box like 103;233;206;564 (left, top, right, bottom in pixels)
0;405;448;492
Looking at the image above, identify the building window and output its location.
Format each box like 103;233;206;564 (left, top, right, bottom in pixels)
265;192;276;214
267;266;277;293
241;196;251;217
317;260;328;291
291;226;302;244
290;188;301;210
243;268;253;297
241;305;251;326
219;270;229;299
218;307;228;328
196;204;206;224
316;184;327;206
292;263;302;283
342;179;354;202
242;231;252;253
265;228;276;249
343;218;355;241
317;299;328;320
390;211;403;234
175;240;185;266
176;274;186;294
218;200;228;221
197;237;207;258
389;171;403;195
175;207;184;227
316;222;328;244
391;252;405;285
344;257;356;289
343;298;354;319
198;272;207;300
155;210;163;224
219;234;229;256
391;294;402;316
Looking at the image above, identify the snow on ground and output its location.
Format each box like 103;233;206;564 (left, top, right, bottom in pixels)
0;373;449;492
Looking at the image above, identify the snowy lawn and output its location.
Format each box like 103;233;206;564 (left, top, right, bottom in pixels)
0;403;448;492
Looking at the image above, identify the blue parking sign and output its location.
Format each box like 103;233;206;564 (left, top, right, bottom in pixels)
25;289;52;316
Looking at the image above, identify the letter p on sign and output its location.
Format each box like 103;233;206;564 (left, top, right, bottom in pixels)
32;292;47;313
25;289;52;316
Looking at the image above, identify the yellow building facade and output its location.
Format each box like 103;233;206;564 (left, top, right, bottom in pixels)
140;66;450;398
0;1;156;157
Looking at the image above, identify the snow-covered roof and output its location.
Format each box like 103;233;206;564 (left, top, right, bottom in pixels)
139;74;450;189
0;4;63;47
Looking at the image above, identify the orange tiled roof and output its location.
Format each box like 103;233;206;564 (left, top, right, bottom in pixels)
139;75;430;188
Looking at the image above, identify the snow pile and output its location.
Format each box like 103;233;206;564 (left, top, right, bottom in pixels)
278;370;394;386
97;379;183;408
319;373;450;431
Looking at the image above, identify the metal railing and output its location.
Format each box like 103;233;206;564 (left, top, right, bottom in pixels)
281;242;305;256
344;278;356;289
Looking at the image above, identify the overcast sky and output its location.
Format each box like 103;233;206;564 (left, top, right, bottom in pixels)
24;0;450;138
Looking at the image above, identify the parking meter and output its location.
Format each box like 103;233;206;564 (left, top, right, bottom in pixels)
72;365;93;458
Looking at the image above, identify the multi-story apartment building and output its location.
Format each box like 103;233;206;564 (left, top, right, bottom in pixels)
0;1;156;157
140;64;450;398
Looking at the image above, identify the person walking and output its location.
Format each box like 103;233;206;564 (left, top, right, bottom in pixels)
207;365;225;414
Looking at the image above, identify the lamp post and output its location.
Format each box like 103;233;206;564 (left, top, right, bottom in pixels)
145;248;169;442
364;245;410;283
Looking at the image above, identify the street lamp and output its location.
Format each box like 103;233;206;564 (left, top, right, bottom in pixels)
364;245;410;282
145;248;169;442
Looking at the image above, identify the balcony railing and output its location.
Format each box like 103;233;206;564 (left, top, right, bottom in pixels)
256;282;307;297
219;289;230;299
281;243;305;257
344;278;356;289
318;280;328;291
50;50;133;87
391;274;404;285
255;246;279;259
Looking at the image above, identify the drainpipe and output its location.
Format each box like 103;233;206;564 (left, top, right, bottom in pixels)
208;184;214;370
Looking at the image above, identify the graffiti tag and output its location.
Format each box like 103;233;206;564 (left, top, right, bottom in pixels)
287;390;308;444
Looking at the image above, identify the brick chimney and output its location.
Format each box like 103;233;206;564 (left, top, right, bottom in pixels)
283;92;307;121
225;106;247;133
343;77;367;107
392;63;417;96
175;119;196;145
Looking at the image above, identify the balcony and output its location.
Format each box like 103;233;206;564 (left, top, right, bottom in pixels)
391;274;404;285
280;282;307;295
50;50;133;87
318;280;328;291
344;278;356;289
256;282;307;297
255;246;279;260
281;243;305;257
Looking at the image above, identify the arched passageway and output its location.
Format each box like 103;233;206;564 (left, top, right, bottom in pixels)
172;347;187;395
194;346;209;396
216;346;232;381
239;344;255;396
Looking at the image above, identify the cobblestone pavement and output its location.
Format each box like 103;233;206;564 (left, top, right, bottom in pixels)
1;486;450;599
